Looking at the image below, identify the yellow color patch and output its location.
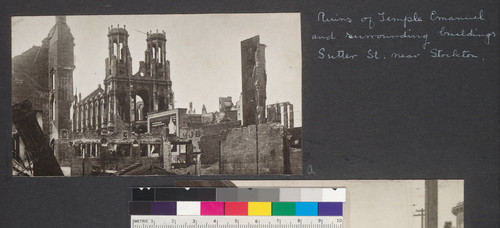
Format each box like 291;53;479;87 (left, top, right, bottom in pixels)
248;202;272;216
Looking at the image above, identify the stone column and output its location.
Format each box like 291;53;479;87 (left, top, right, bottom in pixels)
162;140;172;172
153;90;158;111
94;100;99;130
76;106;80;131
101;97;107;129
129;91;135;123
107;91;115;131
90;102;94;130
99;144;108;172
83;104;87;132
86;103;91;131
196;154;201;175
79;106;83;132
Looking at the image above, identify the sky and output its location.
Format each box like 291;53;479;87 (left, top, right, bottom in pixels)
11;14;302;126
232;180;464;228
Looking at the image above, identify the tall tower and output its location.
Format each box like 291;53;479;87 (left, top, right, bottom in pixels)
241;35;267;126
47;16;75;139
104;25;132;131
145;30;174;112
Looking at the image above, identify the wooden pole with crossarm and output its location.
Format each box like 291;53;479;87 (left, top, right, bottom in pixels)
414;208;426;228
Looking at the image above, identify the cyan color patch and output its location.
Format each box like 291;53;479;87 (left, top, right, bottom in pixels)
295;202;318;216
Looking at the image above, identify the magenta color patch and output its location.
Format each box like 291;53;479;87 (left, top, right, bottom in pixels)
200;201;225;215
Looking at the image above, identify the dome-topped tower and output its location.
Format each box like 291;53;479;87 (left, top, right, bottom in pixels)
103;24;133;131
145;31;167;72
106;24;132;79
143;30;174;111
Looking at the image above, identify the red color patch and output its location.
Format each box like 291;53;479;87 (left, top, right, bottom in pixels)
225;202;248;215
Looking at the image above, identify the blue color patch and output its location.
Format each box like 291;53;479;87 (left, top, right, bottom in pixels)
295;202;318;216
318;202;343;216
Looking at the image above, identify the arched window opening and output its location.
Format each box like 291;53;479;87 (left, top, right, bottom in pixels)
152;45;156;60
134;90;150;121
119;42;124;60
135;95;144;121
158;46;162;63
113;42;118;58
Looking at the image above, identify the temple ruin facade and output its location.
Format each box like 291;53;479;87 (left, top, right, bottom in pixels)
12;17;301;176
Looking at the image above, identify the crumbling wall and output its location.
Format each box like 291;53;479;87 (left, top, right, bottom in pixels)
285;127;302;175
200;134;220;165
180;127;202;152
198;121;241;165
70;157;100;176
240;36;267;126
55;139;73;167
12;46;51;134
68;123;164;176
219;123;284;175
289;147;302;174
220;126;257;174
12;46;49;89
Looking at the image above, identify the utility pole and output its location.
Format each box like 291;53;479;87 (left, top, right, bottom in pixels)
414;208;425;228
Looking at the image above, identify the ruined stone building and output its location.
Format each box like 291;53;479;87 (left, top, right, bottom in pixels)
72;26;174;134
216;36;301;175
12;18;302;176
67;26;176;175
217;96;239;122
267;102;294;129
241;36;267;126
12;16;74;176
12;18;174;176
13;16;74;139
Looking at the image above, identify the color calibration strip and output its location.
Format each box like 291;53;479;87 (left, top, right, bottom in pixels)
132;187;346;202
130;188;345;216
131;201;342;216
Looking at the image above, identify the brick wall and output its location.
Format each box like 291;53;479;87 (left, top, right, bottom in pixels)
202;121;241;135
180;127;202;152
219;123;284;175
289;147;303;174
197;121;241;165
285;127;302;174
200;134;220;165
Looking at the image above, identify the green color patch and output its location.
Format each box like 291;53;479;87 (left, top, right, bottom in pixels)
272;202;296;216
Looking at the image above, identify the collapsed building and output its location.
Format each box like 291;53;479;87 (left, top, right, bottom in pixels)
67;25;175;176
12;16;73;176
12;16;302;176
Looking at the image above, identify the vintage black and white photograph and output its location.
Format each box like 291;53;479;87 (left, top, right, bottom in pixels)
176;180;464;228
11;14;302;176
